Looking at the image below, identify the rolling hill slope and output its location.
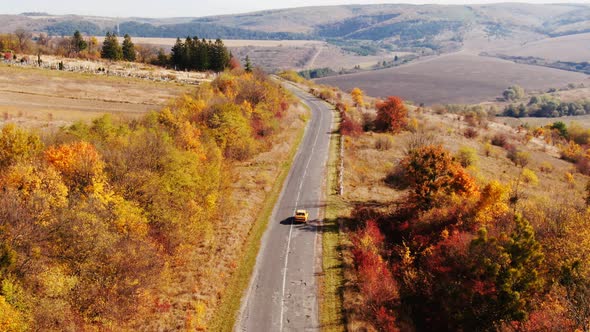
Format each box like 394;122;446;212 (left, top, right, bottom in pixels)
3;3;590;45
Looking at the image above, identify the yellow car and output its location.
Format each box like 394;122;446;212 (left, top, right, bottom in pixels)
294;209;309;223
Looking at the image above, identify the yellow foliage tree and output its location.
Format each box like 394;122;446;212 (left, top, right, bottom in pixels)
0;124;42;169
0;164;68;226
351;87;364;107
475;180;509;224
0;296;26;332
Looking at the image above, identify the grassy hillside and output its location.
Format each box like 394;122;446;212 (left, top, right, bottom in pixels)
4;3;590;44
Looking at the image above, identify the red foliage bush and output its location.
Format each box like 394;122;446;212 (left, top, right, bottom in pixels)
375;96;408;133
351;220;400;331
375;307;400;332
341;112;362;136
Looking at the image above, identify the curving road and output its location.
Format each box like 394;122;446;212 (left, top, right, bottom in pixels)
236;82;333;331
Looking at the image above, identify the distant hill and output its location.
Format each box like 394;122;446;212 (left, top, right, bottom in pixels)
2;3;590;49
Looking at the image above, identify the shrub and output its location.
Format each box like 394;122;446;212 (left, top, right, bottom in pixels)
464;127;478;139
568;123;590;145
456;146;478;168
564;172;575;187
551;121;568;138
491;133;508;147
539;162;554;173
385;163;409;190
483;142;493;157
375;135;394;151
341;112;362;137
507;147;530;167
278;70;305;84
503;85;525;101
335;102;347;112
521;168;539;185
559;141;584;163
576;157;590;175
363;112;376;132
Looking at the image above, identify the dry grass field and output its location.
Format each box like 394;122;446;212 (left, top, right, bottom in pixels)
491;32;590;62
316;53;589;105
310;45;413;70
0;64;191;126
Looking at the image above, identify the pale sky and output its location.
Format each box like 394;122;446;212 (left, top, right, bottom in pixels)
1;0;588;18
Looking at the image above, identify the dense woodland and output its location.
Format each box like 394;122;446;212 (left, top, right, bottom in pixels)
0;68;292;329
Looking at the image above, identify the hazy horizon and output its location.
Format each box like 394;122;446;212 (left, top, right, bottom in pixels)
2;0;588;18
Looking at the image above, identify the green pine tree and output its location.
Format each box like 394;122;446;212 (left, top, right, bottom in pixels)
197;38;209;71
210;38;229;72
170;38;183;69
71;30;87;53
471;214;545;324
101;32;122;61
245;55;253;72
498;214;544;321
122;34;136;62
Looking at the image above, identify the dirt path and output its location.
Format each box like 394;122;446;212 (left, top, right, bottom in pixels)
306;46;324;69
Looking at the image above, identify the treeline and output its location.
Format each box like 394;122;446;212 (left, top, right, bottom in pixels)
503;94;590;117
0;69;292;329
493;54;590;75
1;29;233;72
118;21;308;40
168;37;230;72
298;67;336;79
46;20;103;36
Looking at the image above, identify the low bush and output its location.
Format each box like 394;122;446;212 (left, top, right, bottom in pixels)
464;127;478;139
455;146;478;168
375;135;394;151
491;133;508;147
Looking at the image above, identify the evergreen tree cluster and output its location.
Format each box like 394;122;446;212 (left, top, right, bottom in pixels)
170;37;230;72
101;32;122;61
101;32;136;62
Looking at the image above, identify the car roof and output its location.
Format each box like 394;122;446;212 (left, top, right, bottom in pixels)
296;209;307;214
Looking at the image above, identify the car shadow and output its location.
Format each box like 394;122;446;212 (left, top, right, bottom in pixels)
280;217;298;225
280;217;325;232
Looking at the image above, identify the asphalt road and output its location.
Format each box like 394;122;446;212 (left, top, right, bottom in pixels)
236;82;334;331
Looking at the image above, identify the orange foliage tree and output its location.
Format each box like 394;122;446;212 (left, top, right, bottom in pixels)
375;96;408;133
401;144;479;210
44;141;105;194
